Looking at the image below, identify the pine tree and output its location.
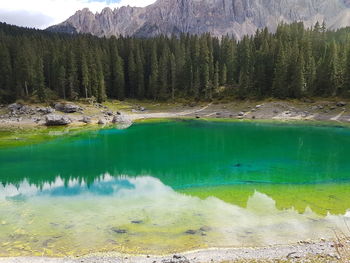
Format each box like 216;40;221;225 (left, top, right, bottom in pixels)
304;40;316;96
66;49;78;100
116;52;125;100
200;37;211;99
96;58;107;103
127;50;136;98
34;56;46;102
272;43;288;98
291;52;305;98
148;44;158;100
213;61;219;90
110;43;125;100
57;65;66;100
0;44;12;102
184;47;193;96
81;54;89;99
135;46;145;99
170;53;176;100
329;41;342;96
193;68;200;99
220;64;227;86
238;37;252;98
343;45;350;97
159;45;169;100
287;41;304;98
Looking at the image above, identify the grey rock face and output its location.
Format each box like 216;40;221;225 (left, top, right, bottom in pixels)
45;115;71;126
47;0;350;39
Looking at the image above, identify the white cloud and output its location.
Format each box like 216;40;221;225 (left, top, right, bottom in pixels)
0;0;157;29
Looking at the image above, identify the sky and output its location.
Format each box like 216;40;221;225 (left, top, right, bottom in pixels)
0;0;157;29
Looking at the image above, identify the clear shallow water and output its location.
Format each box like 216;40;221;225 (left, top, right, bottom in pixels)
0;120;350;256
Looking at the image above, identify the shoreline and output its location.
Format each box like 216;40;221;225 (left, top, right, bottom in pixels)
1;99;350;149
0;99;350;129
0;240;342;263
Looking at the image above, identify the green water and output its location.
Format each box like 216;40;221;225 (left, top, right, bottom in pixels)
0;120;350;256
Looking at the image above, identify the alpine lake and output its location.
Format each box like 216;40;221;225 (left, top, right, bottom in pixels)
0;119;350;257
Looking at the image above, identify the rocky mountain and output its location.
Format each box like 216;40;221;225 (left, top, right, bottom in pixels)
47;0;350;39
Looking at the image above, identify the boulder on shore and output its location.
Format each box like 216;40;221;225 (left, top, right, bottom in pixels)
37;107;55;114
112;114;131;124
54;103;83;113
8;103;23;112
45;115;71;126
98;118;106;125
8;103;33;115
81;116;92;124
336;101;346;107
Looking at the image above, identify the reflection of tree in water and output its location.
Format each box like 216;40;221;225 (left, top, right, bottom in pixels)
1;175;350;257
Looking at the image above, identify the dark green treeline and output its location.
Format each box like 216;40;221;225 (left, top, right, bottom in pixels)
1;21;350;103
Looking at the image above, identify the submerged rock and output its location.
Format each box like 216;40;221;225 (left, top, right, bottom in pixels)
54;103;83;113
131;220;143;224
184;229;196;235
199;226;211;232
111;227;127;234
45;114;71;126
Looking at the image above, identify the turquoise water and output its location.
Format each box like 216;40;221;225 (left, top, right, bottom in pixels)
0;120;350;256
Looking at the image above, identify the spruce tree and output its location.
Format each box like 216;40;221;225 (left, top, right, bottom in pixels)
159;45;169;100
214;61;219;90
57;65;66;100
200;37;211;99
329;41;342;96
220;64;227;86
272;43;288;98
0;44;12;102
66;49;78;100
148;44;158;100
135;46;145;99
116;52;126;100
34;56;46;102
127;50;136;98
343;45;350;97
81;54;89;99
96;58;107;103
170;53;176;100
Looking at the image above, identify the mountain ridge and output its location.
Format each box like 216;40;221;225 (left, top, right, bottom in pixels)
47;0;350;39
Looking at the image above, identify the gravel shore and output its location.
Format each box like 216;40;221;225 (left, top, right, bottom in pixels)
0;241;342;263
0;99;349;129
